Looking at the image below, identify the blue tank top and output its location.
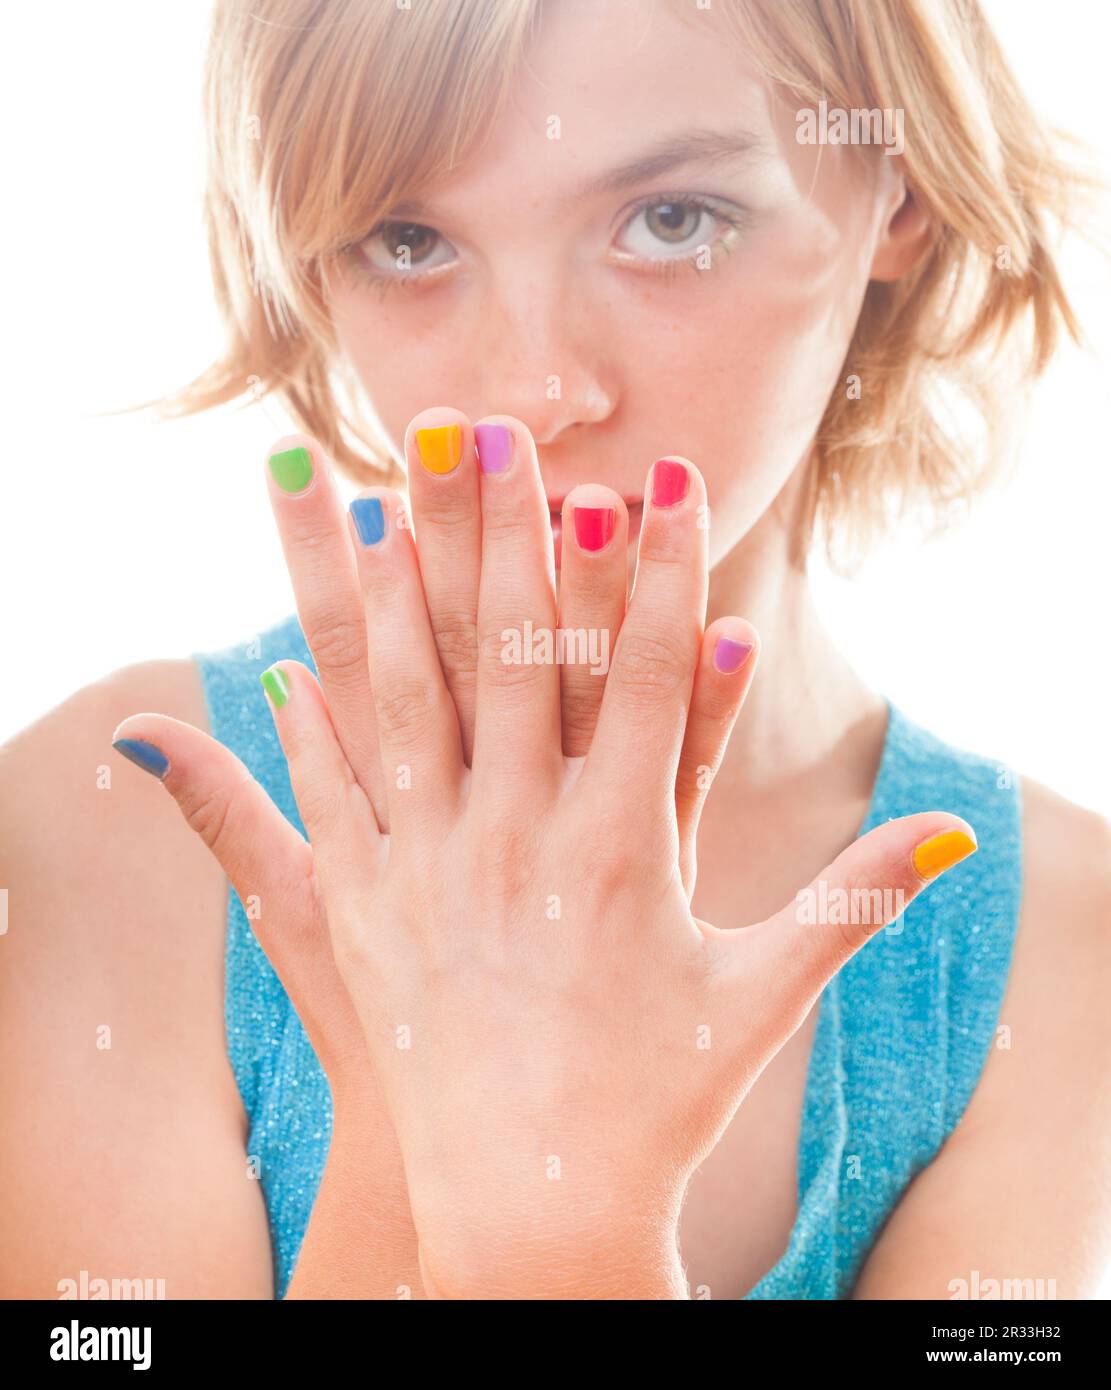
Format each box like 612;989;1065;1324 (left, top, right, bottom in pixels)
194;613;1023;1299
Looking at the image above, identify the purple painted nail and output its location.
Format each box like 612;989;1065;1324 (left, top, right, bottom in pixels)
713;637;754;674
474;422;513;475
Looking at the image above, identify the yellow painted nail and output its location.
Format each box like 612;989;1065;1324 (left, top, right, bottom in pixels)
913;829;977;879
415;424;463;475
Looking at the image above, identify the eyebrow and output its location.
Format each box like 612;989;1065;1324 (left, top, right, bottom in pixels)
570;125;769;200
386;126;768;222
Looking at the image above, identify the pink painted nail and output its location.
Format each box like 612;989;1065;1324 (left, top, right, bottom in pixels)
651;458;689;508
474;423;513;474
713;637;754;674
574;506;616;552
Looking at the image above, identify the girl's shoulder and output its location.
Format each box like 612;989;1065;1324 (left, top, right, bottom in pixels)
1012;772;1111;1036
855;764;1111;1295
0;654;231;1101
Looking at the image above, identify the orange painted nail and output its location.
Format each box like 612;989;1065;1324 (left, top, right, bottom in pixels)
416;424;463;475
913;829;977;879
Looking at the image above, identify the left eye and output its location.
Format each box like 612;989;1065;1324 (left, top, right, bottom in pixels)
617;199;730;259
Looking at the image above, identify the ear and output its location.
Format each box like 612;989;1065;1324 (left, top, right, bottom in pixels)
869;177;933;282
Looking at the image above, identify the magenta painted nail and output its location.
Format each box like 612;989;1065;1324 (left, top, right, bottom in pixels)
651;458;689;508
713;637;754;674
474;423;513;474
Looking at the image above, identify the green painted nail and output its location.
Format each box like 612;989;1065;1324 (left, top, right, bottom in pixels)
260;667;290;708
268;446;313;494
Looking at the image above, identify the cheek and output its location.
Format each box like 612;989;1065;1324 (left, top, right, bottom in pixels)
329;287;476;455
622;206;876;562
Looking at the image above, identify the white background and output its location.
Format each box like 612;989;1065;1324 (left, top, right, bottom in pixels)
1;0;1109;1293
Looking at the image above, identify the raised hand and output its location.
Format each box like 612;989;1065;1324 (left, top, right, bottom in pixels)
114;409;976;1300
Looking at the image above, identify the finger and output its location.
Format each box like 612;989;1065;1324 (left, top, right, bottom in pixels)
472;416;562;798
675;618;760;897
584;456;707;815
348;488;465;830
406;409;482;765
742;812;979;1000
256;659;382;897
110;711;369;1075
555;485;628;758
265;433;388;830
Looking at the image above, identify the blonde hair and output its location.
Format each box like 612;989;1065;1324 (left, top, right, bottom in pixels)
143;0;1096;570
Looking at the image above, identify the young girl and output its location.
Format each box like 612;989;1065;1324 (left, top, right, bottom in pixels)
2;0;1109;1300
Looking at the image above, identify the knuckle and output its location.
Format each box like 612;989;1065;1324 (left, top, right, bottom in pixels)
474;814;540;907
417;491;477;535
294;776;345;839
330;917;373;977
612;628;691;698
179;775;246;860
480;507;531;542
304;611;367;682
478;624;549;692
279;717;322;766
559;683;601;750
636;526;689;565
817;869;891;958
375;678;438;743
430;610;479;681
576;834;645;910
690;691;740;735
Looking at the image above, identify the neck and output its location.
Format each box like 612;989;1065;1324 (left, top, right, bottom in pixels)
704;466;887;803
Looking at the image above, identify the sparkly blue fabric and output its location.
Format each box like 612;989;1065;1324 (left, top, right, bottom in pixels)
193;612;1022;1300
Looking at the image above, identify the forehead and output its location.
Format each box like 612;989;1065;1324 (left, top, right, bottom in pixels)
392;0;786;219
519;0;765;121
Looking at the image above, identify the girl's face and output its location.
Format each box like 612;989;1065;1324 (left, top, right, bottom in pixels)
326;0;913;570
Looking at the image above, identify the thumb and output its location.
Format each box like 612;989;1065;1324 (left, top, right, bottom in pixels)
110;712;365;1075
748;811;978;996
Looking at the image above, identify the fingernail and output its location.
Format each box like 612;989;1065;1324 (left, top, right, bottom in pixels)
268;446;314;494
350;497;386;545
573;505;615;552
651;458;689;508
260;666;291;709
713;637;754;674
474;422;513;475
913;829;978;879
112;738;169;780
416;423;463;475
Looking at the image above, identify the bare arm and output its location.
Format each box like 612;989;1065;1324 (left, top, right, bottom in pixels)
0;661;272;1298
854;780;1111;1299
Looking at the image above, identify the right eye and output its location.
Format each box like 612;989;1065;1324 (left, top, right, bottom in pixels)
350;221;457;282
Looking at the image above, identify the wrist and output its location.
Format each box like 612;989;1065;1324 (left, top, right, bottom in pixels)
415;1192;688;1300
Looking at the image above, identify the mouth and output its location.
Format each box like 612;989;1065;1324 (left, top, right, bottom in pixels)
549;498;643;567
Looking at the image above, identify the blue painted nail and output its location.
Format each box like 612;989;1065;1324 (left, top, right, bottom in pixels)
112;738;169;780
350;497;386;546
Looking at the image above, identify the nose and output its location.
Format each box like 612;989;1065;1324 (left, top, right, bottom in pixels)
476;271;615;447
